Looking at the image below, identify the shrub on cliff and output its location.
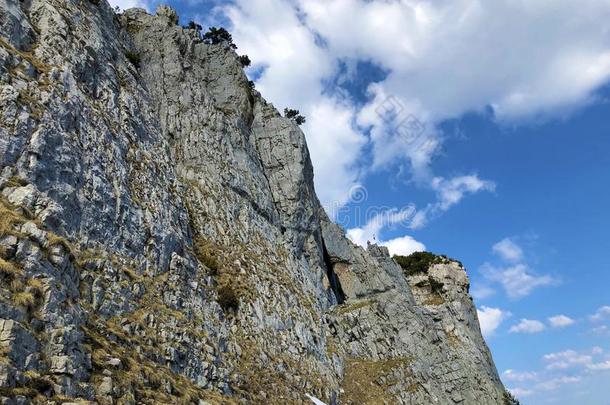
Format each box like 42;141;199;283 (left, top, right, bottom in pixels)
284;108;306;125
393;251;441;276
217;285;239;313
237;55;251;67
203;27;237;49
125;51;140;68
504;391;521;405
184;21;202;32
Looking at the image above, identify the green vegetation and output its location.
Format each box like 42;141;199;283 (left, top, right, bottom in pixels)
393;251;442;276
237;55;251;67
284;108;306;125
184;21;202;32
193;237;219;275
504;391;521;405
125;51;140;68
203;27;237;49
217;285;239;313
341;357;414;404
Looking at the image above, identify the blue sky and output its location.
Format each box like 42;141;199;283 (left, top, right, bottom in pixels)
111;0;610;402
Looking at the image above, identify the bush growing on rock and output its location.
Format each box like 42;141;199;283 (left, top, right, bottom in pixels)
184;21;202;32
504;391;521;405
203;27;237;49
237;55;251;67
284;108;306;125
393;251;444;276
125;51;140;68
217;285;239;313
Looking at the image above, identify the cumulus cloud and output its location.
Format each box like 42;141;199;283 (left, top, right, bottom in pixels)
543;350;593;370
217;0;610;218
302;0;610;120
381;235;427;256
346;205;425;255
492;238;523;262
505;346;608;397
535;375;581;391
548;315;576;328
481;263;555;299
588;360;610;371
589;305;610;322
477;306;510;338
509;319;546;334
502;369;539;383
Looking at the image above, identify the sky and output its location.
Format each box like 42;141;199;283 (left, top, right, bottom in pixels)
109;0;610;403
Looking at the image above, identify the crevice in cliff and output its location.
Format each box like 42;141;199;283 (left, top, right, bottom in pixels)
322;238;345;305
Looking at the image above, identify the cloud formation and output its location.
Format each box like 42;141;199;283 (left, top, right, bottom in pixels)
480;238;556;299
477;306;510;338
548;315;575;328
492;238;523;262
509;319;546;334
589;305;610;322
346;205;426;255
481;263;555;299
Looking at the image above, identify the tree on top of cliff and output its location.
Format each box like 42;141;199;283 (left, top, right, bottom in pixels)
203;27;237;49
284;108;306;125
184;21;202;32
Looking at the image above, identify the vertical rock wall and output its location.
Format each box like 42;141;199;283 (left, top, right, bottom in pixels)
0;1;507;404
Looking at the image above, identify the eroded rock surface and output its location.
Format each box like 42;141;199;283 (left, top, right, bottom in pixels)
0;1;506;403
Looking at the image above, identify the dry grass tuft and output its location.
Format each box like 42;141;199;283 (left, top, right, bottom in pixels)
0;257;22;279
341;357;414;404
13;291;35;309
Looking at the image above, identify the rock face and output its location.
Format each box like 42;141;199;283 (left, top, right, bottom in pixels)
0;1;506;404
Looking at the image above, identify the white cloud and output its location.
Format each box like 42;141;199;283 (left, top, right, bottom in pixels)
305;101;368;207
588;360;610;371
535;375;581;391
346;206;425;255
590;325;609;335
481;262;555;299
381;235;426;257
492;238;523;262
589;305;610;322
507;387;534;398
218;0;610;219
346;206;416;245
502;369;539;383
543;350;593;370
471;284;495;300
510;319;546;334
302;0;610;121
477;306;510;338
108;0;150;11
409;175;495;229
548;315;576;328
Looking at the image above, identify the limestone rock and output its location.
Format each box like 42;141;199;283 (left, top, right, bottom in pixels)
0;1;506;403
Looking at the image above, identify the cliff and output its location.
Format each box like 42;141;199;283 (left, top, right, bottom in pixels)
0;1;506;403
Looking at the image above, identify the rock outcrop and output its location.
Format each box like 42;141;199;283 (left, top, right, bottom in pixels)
0;0;506;403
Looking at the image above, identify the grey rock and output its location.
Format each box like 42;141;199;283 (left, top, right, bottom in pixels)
0;1;506;404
